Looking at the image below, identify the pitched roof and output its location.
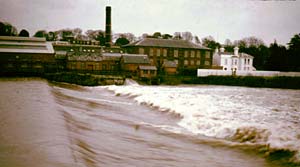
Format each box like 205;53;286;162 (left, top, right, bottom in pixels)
121;54;150;64
124;38;210;50
219;52;254;58
0;36;54;54
138;65;157;70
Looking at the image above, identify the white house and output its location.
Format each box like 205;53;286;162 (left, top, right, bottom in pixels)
213;47;255;72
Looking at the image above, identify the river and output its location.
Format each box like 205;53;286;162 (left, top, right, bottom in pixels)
0;78;299;167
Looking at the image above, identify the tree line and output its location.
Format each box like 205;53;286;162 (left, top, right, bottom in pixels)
1;21;299;71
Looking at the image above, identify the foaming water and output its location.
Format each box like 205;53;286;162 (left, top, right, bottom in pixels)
1;78;299;167
106;81;300;164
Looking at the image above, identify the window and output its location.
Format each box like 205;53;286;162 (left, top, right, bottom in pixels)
157;49;161;57
150;59;154;64
143;70;148;74
184;60;188;65
244;58;247;64
71;63;76;70
139;48;144;54
184;50;189;58
102;64;107;70
196;60;201;65
88;49;90;52
83;49;86;52
175;60;178;65
92;50;95;52
235;59;238;65
190;60;195;65
191;51;195;58
150;48;154;57
205;51;210;59
224;59;228;65
205;61;210;66
174;50;178;58
248;59;250;65
196;51;201;58
81;62;85;69
163;49;167;57
150;70;155;75
95;63;99;70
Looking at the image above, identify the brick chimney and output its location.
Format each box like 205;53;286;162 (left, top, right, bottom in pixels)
105;6;112;47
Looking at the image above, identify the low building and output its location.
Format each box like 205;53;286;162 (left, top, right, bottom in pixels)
137;65;157;79
120;54;150;76
0;36;55;75
123;38;212;74
163;60;177;75
213;47;255;72
67;53;121;74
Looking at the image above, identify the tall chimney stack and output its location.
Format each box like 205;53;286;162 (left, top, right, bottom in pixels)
105;6;112;47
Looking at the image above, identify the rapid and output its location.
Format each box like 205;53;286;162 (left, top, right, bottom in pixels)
0;78;299;167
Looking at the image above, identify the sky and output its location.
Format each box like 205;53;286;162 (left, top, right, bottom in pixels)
0;0;299;45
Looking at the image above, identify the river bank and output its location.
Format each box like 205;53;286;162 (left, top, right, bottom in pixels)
1;72;300;89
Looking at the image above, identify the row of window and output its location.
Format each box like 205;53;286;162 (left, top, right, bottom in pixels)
142;70;156;75
139;48;211;59
183;60;210;66
70;62;116;71
70;48;96;53
224;58;251;65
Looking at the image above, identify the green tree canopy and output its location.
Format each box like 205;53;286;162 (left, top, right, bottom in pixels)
202;36;221;50
0;22;18;36
115;37;130;46
18;29;29;37
34;30;48;38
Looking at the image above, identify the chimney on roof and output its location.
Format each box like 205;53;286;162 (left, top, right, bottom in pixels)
220;47;225;52
234;46;239;56
105;6;112;47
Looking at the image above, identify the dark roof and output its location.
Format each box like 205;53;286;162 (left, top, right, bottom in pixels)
122;54;150;64
124;38;210;50
138;65;157;70
0;36;54;54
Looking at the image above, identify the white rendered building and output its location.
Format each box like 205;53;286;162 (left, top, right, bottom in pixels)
213;47;255;72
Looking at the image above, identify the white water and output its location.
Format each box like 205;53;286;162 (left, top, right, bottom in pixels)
104;81;300;161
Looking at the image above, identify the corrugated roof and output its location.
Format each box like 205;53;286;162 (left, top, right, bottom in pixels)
124;38;210;50
67;53;122;61
122;54;150;64
68;55;103;61
138;65;157;70
0;36;54;54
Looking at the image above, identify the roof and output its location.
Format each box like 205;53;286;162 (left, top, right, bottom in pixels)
219;52;254;58
121;54;150;64
124;38;210;50
163;60;177;68
0;36;54;54
67;53;122;62
138;65;157;70
102;53;122;61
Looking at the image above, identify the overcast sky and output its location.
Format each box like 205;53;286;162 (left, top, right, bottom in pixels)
0;0;299;45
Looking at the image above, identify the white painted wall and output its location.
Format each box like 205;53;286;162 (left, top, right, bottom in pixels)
197;69;300;77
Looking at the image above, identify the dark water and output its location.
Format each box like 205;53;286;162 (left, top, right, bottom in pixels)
0;78;299;167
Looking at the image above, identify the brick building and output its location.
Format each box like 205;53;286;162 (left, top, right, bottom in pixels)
123;38;213;74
